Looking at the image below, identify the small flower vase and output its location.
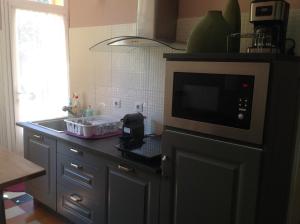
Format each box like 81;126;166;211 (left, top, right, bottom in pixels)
187;11;232;53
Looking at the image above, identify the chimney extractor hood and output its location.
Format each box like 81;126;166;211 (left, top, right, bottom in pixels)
89;0;186;51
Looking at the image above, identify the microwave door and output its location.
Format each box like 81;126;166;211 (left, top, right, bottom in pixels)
172;72;254;129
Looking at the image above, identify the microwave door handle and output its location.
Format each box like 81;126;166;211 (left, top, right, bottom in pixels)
161;155;169;178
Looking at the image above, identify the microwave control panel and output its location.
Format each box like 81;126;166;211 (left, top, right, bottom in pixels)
235;80;254;129
238;98;249;120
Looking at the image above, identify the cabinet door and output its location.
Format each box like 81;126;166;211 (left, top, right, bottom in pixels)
160;129;261;224
107;164;160;224
23;130;57;210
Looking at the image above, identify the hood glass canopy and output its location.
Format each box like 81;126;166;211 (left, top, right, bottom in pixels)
89;36;186;52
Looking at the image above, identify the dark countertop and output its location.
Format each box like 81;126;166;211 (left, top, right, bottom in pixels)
17;122;161;174
163;53;300;62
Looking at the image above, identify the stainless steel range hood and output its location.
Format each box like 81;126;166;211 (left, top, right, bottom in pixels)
89;0;186;51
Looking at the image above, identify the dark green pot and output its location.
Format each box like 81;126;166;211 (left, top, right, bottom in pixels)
223;0;241;52
187;11;232;54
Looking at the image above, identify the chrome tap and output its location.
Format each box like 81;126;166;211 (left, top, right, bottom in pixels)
62;106;81;117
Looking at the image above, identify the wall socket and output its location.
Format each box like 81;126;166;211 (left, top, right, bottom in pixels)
134;102;144;113
112;98;121;109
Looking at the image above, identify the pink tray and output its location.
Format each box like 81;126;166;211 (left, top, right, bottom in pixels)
65;130;122;140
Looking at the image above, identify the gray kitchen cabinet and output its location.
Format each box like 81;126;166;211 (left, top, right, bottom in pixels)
106;163;160;224
23;129;57;210
56;140;160;224
160;129;262;224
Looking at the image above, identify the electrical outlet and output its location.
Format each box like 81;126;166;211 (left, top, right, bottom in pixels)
134;102;144;113
112;98;121;109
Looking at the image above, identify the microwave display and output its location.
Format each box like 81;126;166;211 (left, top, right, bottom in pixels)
172;72;255;129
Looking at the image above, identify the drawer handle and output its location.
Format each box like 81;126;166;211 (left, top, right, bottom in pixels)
70;163;82;169
118;165;134;173
69;148;81;154
69;194;82;202
33;134;43;140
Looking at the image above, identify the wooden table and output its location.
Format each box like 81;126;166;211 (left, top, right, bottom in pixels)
0;147;45;224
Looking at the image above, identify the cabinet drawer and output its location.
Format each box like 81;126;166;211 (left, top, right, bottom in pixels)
57;182;104;224
57;154;100;190
27;131;46;143
57;141;100;166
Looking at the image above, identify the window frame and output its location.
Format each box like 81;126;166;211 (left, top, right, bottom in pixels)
9;0;68;16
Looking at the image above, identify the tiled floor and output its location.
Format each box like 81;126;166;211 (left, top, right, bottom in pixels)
3;192;68;224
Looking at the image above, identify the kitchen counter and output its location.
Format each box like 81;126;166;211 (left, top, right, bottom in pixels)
17;121;161;174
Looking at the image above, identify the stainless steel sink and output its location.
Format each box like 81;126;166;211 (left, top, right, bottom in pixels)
32;118;67;133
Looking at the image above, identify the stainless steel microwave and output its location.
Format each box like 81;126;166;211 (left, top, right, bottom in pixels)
164;61;270;144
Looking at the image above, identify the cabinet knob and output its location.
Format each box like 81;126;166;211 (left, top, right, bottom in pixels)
118;165;134;173
69;194;82;202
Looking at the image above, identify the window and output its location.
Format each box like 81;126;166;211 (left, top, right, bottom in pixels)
29;0;64;6
10;0;69;122
14;8;69;121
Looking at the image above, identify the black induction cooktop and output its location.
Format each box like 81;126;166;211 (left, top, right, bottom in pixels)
115;135;161;161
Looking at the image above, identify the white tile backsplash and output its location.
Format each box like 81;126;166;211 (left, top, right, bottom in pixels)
69;9;300;134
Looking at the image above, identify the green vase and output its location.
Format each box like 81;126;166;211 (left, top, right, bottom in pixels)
223;0;241;52
187;11;232;54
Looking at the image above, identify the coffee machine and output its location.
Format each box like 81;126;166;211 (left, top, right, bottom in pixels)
248;0;290;54
116;113;162;161
119;113;145;147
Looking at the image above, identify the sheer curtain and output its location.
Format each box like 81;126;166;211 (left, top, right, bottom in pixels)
0;0;69;153
13;9;69;122
0;0;16;152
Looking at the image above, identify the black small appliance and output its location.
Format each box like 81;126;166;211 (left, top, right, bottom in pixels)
248;0;291;54
116;113;161;161
120;113;145;148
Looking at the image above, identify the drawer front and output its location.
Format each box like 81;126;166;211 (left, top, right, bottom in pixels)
57;182;105;224
57;141;100;166
57;154;99;190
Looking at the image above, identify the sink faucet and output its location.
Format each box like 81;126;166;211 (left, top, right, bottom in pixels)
62;106;81;117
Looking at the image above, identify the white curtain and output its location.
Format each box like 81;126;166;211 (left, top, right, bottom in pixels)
0;0;69;154
0;0;17;152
